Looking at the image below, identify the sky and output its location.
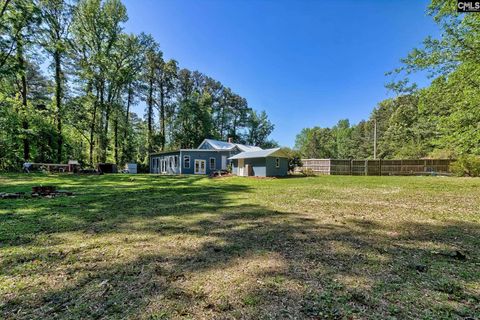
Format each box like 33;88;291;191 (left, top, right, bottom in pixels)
122;0;439;147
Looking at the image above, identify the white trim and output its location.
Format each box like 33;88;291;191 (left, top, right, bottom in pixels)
238;158;245;176
221;155;227;170
209;157;216;170
229;148;288;160
197;139;213;150
184;155;190;168
161;159;167;174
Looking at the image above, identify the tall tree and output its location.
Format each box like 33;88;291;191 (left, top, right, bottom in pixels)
70;0;127;164
244;110;275;148
39;0;72;162
142;41;161;153
9;0;39;161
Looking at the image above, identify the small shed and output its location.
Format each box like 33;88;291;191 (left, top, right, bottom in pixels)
229;148;289;177
124;163;137;174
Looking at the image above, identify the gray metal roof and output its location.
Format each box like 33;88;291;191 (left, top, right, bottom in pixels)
199;139;262;152
150;149;233;156
228;148;288;160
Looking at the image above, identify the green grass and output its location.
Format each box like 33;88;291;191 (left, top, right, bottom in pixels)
1;173;479;319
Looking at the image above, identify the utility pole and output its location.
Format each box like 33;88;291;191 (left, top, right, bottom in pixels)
373;118;377;160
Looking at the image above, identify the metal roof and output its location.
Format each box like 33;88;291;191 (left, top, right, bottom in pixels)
228;148;288;160
150;149;234;156
149;139;263;157
199;139;263;152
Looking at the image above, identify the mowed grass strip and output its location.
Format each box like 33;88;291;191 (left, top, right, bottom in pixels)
0;174;479;319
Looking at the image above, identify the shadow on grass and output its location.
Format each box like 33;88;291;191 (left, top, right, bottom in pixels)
1;175;479;319
0;175;249;247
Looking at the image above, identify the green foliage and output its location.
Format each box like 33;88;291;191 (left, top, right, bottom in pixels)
300;167;315;176
242;110;275;148
450;156;480;177
296;0;480;161
295;127;334;159
280;147;302;173
0;95;23;171
0;0;275;171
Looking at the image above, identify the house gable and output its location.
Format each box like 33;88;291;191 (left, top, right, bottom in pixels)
198;139;216;150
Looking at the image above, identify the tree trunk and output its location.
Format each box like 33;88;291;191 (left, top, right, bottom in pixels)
147;77;154;153
89;87;98;166
16;31;29;161
219;106;225;140
160;82;165;151
98;82;109;163
54;50;63;163
122;85;132;163
114;114;118;164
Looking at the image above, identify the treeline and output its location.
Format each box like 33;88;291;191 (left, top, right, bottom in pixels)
0;0;276;171
295;0;480;160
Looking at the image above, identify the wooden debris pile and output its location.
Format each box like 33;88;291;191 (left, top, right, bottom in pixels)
31;186;73;198
209;170;232;178
0;186;73;199
0;192;25;199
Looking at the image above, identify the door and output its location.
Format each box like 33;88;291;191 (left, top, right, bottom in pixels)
194;159;206;174
238;159;245;176
221;155;227;170
161;159;167;174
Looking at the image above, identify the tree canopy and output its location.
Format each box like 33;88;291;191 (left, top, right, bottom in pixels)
295;0;479;160
0;0;276;171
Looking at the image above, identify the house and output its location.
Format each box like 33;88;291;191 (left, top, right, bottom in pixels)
149;138;262;175
229;148;289;177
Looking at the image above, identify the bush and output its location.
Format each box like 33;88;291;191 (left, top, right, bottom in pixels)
136;162;150;173
301;168;316;176
450;155;480;177
280;147;303;173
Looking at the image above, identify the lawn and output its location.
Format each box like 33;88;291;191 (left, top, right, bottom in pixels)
0;174;479;319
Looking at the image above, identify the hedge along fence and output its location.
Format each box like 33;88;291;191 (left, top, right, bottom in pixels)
296;159;454;176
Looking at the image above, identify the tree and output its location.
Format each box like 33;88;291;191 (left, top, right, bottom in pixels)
173;69;213;148
39;0;73;162
244;110;275;148
281;147;302;173
0;0;275;172
70;0;128;164
295;127;335;159
157;58;178;151
8;0;39;161
331;119;354;159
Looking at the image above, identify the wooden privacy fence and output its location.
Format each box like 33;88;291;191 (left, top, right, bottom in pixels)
296;159;453;176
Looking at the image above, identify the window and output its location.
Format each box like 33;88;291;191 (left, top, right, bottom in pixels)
275;158;280;168
184;155;190;168
209;157;216;170
174;155;178;168
169;156;173;169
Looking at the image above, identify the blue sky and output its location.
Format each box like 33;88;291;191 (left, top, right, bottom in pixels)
122;0;439;147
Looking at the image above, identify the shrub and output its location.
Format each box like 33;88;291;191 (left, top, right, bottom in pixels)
301;168;316;176
280;147;303;173
450;155;480;177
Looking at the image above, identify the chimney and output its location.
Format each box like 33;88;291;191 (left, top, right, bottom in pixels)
227;137;233;143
